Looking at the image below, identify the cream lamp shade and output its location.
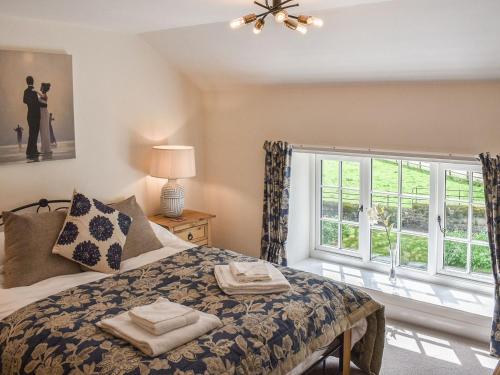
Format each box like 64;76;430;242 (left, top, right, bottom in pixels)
150;145;196;218
150;145;196;179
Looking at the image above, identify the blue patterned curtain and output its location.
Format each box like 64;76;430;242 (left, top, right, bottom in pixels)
261;141;293;266
480;153;500;357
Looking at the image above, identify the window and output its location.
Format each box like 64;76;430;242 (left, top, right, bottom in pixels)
319;158;362;253
439;166;492;279
314;155;492;284
371;160;430;270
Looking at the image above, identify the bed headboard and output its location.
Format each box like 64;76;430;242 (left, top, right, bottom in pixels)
0;199;71;226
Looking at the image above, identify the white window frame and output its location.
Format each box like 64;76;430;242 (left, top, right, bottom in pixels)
369;159;433;272
436;163;491;283
314;155;365;258
311;153;493;290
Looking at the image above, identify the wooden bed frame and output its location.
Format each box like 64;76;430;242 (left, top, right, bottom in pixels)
304;328;352;375
0;199;352;375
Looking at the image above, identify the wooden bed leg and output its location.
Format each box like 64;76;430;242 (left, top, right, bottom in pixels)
342;329;352;375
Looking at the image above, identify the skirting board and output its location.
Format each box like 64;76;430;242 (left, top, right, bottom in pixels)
366;287;490;344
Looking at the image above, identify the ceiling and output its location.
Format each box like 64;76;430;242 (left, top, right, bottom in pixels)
0;0;390;33
142;0;500;89
1;0;499;89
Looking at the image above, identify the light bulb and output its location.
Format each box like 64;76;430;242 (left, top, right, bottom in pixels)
274;10;288;23
312;17;324;27
284;19;298;30
253;19;265;35
230;14;257;29
296;24;308;34
297;15;313;25
230;17;245;29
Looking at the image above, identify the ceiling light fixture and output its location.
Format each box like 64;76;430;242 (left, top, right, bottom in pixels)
230;0;323;35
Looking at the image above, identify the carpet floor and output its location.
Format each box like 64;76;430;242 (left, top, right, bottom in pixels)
308;319;496;375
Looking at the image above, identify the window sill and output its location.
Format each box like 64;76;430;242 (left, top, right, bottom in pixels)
311;248;493;294
292;257;493;320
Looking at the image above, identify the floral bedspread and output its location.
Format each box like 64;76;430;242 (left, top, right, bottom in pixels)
0;247;385;375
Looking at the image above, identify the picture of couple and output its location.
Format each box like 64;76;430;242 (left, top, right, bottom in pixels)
0;49;76;165
23;77;55;161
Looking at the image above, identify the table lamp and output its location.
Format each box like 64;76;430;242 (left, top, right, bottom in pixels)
150;145;196;218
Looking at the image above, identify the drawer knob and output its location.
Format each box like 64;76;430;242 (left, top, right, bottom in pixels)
188;233;194;241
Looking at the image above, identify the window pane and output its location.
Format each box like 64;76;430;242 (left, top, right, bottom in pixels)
321;221;338;248
401;198;429;233
445;202;468;239
472;205;488;242
371;194;398;228
371;229;397;263
446;170;469;201
402;161;430;196
321;188;339;219
342;190;360;222
400;234;428;270
342;161;360;189
472;172;485;204
444;241;467;271
471;244;492;275
372;159;398;193
342;224;359;251
322;160;339;186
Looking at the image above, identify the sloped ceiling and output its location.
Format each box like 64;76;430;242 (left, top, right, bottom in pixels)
1;0;499;89
142;0;500;89
0;0;390;33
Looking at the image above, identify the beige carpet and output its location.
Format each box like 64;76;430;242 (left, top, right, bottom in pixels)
309;319;496;375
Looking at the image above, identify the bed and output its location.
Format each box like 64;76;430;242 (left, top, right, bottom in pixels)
0;199;385;375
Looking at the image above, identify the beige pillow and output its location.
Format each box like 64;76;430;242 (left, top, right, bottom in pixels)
111;196;163;260
53;192;133;274
2;211;82;288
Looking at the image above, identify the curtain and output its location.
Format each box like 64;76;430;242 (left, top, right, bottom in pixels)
480;153;500;357
261;141;293;266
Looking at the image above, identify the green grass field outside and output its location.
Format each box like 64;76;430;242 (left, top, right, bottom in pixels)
320;159;492;275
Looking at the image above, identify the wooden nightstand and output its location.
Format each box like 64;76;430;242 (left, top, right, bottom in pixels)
149;210;216;246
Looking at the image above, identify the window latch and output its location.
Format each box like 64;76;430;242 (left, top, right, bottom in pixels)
437;215;446;235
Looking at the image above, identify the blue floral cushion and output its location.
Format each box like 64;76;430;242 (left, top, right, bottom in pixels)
53;191;132;273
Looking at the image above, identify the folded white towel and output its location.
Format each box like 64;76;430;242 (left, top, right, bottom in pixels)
229;261;272;282
129;297;200;336
215;264;291;295
97;310;222;357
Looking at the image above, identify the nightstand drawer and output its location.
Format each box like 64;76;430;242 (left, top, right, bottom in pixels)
176;224;207;242
149;210;215;247
174;219;208;233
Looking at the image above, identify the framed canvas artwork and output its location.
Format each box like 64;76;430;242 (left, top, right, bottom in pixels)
0;49;76;165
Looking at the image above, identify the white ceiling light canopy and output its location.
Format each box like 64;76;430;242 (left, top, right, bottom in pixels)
230;0;324;35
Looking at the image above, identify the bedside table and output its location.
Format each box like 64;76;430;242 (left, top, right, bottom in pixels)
149;210;216;246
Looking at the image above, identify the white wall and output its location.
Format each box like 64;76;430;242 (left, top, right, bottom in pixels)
203;81;500;257
0;15;206;214
287;152;314;266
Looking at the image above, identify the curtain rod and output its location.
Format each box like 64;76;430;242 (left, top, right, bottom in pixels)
291;144;480;164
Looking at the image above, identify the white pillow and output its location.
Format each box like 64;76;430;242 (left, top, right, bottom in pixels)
150;221;194;249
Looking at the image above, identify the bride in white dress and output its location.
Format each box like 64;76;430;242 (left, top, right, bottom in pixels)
37;83;52;155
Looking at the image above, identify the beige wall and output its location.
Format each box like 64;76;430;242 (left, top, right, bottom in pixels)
203;81;500;257
0;15;206;214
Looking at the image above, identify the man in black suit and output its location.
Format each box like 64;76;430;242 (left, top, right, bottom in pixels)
23;76;40;160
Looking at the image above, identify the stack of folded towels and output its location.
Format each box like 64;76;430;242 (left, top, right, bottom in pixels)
215;260;291;295
97;297;222;357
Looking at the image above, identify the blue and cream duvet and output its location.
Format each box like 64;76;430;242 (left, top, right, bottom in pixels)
0;246;385;375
